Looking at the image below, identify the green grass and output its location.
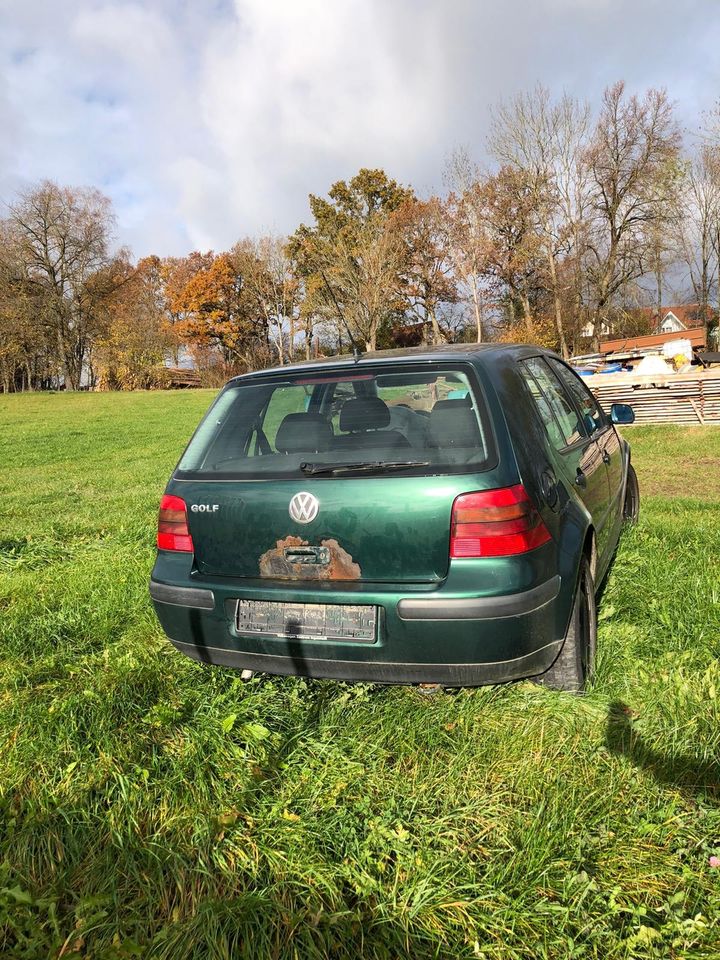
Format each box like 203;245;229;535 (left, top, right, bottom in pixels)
1;391;719;959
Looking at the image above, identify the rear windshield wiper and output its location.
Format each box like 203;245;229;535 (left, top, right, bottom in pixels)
300;460;430;476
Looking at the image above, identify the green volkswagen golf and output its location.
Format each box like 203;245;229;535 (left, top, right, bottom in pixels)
150;343;638;692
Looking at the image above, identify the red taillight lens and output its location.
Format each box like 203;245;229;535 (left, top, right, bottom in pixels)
450;485;552;558
157;494;194;552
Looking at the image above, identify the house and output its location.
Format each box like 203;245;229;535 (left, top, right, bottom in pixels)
579;317;611;339
658;310;686;334
582;304;709;342
654;305;704;334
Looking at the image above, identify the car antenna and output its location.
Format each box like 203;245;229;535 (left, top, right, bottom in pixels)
319;268;364;361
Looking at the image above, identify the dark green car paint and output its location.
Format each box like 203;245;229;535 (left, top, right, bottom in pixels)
150;344;632;685
182;475;484;583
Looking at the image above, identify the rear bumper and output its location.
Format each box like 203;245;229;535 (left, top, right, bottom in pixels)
397;577;559;620
168;635;564;685
150;551;572;685
150;576;559;620
150;581;215;609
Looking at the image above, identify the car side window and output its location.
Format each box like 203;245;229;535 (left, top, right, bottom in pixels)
546;358;606;436
519;358;587;450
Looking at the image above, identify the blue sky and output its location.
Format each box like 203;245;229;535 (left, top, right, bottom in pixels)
1;0;718;257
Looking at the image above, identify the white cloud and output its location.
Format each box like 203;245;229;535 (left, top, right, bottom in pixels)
0;0;718;256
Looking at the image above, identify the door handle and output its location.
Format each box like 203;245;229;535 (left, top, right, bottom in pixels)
575;469;587;488
602;450;611;465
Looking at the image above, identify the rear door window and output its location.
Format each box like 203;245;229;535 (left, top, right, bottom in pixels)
175;363;494;479
518;357;587;450
546;357;606;436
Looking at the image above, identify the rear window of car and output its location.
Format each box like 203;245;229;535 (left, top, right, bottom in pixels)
175;363;495;479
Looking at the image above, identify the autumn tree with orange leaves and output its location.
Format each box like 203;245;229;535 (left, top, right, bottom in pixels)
170;252;270;375
393;197;459;345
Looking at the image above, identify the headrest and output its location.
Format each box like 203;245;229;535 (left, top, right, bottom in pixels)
339;397;391;432
428;399;481;449
275;413;332;454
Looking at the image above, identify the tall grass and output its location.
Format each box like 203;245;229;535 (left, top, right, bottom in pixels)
1;392;719;959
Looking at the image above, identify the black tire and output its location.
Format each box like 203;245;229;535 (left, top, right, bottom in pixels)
538;556;597;694
622;463;640;523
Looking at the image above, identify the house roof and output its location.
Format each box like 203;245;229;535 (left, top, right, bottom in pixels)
641;304;707;329
600;326;707;356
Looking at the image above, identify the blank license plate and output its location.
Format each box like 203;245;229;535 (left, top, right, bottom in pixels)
235;600;377;643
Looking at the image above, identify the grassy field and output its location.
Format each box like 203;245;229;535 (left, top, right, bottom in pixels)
1;391;719;960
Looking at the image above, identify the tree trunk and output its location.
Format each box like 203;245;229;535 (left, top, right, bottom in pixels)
428;305;443;345
547;253;568;358
470;276;483;343
289;314;296;363
716;224;720;323
520;293;534;336
275;318;285;364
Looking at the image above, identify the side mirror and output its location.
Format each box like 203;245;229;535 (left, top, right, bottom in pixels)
610;403;635;425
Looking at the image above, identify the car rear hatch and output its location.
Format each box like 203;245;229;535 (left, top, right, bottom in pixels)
174;474;509;582
169;360;503;584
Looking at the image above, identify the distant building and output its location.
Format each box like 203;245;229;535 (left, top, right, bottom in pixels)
579;317;611;339
582;304;710;342
654;305;704;333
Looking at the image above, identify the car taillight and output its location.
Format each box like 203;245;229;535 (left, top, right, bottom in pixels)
157;494;194;552
450;484;552;558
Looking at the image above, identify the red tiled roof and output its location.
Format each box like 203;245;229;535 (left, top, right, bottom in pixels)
600;326;707;355
637;304;708;329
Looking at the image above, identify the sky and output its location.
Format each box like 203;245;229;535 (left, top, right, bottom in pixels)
1;0;719;258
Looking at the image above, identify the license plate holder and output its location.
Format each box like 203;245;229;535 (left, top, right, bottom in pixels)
235;599;377;643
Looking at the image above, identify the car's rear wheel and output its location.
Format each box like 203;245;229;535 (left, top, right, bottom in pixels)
623;463;640;523
538;556;596;694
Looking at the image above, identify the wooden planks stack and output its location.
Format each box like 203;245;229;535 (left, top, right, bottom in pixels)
587;368;720;425
165;367;202;388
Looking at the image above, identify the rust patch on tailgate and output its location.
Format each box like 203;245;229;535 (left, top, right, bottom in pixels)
259;535;361;580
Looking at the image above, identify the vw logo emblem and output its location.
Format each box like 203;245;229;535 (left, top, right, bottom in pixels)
289;491;319;524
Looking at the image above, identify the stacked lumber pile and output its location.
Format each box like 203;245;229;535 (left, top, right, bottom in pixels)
165;367;202;388
587;369;720;425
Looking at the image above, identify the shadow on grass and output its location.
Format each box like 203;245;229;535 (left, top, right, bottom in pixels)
605;700;720;801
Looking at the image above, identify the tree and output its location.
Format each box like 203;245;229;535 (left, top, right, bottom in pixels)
472;166;548;336
288;169;413;351
233;236;300;364
445;149;494;343
488;85;592;356
5;181;119;389
307;168;415;232
324;214;405;351
0;221;48;390
678;145;720;323
392;197;459;344
171;252;269;373
158;251;215;362
94;256;172;389
583;83;682;346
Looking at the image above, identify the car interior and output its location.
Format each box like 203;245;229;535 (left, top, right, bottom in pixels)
270;394;483;459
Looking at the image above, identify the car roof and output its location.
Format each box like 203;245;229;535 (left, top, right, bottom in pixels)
228;342;554;383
